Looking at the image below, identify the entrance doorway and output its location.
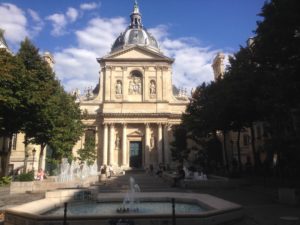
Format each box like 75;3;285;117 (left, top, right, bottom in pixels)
129;141;142;168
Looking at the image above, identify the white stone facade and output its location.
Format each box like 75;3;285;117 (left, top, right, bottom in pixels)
74;3;189;170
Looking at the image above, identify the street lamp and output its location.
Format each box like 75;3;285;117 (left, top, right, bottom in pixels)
32;148;36;172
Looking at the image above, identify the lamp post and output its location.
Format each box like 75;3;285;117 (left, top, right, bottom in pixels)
24;151;29;172
32;148;36;172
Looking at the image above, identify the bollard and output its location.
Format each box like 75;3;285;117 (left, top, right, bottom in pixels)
63;202;68;225
172;198;176;225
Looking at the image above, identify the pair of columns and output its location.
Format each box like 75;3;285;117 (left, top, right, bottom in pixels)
144;123;171;166
102;123;126;166
102;123;170;167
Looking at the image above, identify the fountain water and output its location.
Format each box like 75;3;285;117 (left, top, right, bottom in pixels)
118;177;141;213
56;158;98;182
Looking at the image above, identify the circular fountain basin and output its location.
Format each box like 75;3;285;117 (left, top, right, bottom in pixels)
5;190;243;225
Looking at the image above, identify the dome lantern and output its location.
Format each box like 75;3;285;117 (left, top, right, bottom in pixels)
111;1;159;53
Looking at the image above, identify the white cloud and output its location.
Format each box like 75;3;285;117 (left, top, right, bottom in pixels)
27;9;41;22
54;15;227;93
76;17;127;54
27;9;44;36
66;7;78;22
46;13;67;36
149;25;219;91
54;17;127;91
80;2;99;11
0;3;28;44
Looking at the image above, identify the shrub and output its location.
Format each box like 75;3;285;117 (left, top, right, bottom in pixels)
14;171;34;181
0;176;12;186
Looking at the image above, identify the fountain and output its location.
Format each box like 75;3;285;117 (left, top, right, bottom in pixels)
5;175;243;225
117;177;141;213
56;158;98;182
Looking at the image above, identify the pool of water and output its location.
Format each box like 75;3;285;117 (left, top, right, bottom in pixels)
44;201;206;216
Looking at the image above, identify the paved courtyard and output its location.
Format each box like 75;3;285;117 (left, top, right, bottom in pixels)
0;172;299;225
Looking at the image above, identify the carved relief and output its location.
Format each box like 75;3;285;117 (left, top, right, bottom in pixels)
128;70;142;95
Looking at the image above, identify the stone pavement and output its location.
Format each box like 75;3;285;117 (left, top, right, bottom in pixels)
1;172;299;225
191;186;299;225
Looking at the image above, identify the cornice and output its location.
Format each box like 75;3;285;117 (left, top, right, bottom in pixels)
97;45;174;63
100;112;182;118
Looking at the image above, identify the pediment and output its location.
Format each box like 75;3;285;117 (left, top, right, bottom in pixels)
101;46;173;62
127;130;144;137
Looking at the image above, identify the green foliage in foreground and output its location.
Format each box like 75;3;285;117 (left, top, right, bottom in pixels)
77;135;97;166
0;176;12;186
14;171;34;182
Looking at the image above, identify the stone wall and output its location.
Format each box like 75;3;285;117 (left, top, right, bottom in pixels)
10;175;98;194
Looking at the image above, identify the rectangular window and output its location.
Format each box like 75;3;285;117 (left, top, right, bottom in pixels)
243;134;250;146
256;126;262;139
85;129;95;143
12;134;17;150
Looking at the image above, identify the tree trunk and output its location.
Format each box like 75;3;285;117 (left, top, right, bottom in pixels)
222;130;229;170
250;123;258;169
38;143;46;170
237;129;242;172
0;134;13;177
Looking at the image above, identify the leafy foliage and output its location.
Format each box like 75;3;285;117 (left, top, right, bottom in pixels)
14;171;34;181
0;49;26;176
183;0;300;177
170;125;189;163
77;134;97;166
0;176;12;186
0;38;83;175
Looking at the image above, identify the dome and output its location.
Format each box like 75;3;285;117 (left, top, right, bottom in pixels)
111;28;159;53
111;2;159;53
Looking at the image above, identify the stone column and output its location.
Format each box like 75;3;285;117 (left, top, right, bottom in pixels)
122;123;127;166
109;124;115;165
95;127;101;168
145;123;150;168
157;123;163;164
102;124;108;165
163;124;170;165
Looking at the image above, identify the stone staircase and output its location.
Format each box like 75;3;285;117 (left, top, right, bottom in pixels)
95;171;179;193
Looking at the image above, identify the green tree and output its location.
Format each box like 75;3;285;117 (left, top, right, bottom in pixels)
16;38;58;169
252;0;300;176
0;49;26;176
48;87;84;161
183;81;233;169
77;134;96;166
170;125;189;164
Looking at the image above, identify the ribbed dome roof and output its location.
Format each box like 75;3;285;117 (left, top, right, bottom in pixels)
111;1;159;53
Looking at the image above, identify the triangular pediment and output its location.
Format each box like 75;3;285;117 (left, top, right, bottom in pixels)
101;46;173;62
127;130;144;137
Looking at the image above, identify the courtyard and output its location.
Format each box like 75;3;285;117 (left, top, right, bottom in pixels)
1;171;299;225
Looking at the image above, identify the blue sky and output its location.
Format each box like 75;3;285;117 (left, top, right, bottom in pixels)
0;0;266;92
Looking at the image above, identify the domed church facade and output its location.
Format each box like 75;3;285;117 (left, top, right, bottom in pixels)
75;2;189;170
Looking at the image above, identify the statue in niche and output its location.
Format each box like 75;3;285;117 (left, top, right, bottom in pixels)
115;80;122;95
150;133;155;149
115;134;120;150
150;80;156;95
